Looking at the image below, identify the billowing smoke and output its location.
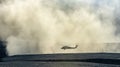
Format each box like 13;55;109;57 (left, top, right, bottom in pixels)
0;0;120;56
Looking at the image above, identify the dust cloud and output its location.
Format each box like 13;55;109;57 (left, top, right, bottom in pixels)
0;0;120;55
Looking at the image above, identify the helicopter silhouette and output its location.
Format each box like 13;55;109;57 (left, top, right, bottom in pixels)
61;45;78;50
